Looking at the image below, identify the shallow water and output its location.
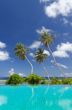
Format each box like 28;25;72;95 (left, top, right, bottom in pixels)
0;85;72;110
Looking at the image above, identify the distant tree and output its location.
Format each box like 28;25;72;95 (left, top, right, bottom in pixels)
50;77;62;85
34;48;50;80
26;74;45;84
14;43;33;74
39;28;65;77
35;48;47;63
62;78;72;85
6;74;23;85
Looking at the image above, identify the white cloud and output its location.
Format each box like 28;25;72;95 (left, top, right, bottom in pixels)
36;26;52;35
53;42;72;58
53;50;69;58
44;0;72;18
29;41;41;49
29;53;34;57
0;51;10;61
57;42;72;52
51;60;68;69
0;41;10;61
44;50;50;56
19;73;26;77
9;68;26;77
40;0;49;3
18;73;24;77
0;41;6;49
9;68;15;76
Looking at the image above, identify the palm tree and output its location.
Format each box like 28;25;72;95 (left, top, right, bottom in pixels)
40;31;65;77
35;48;47;63
14;43;33;74
34;48;50;80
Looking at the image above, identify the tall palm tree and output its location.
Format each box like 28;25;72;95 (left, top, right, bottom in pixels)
40;31;65;76
34;48;50;80
35;48;47;63
14;43;33;74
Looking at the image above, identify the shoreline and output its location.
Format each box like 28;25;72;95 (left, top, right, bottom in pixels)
0;80;6;85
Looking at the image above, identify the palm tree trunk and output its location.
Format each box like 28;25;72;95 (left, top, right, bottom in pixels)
42;64;50;81
25;56;33;74
48;45;65;77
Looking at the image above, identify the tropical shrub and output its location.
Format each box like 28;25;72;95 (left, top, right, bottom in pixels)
50;77;62;85
40;79;49;84
62;78;72;85
26;74;44;84
6;74;24;85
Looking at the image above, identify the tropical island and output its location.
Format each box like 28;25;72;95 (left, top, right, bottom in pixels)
0;0;72;110
5;73;72;85
1;28;71;85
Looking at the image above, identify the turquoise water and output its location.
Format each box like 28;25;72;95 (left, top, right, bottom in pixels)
0;85;72;110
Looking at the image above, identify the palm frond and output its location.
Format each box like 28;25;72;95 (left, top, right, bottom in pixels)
14;43;28;60
41;32;53;47
35;48;48;63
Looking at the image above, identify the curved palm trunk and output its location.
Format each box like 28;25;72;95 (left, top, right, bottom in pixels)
25;56;33;74
42;64;50;81
48;45;66;77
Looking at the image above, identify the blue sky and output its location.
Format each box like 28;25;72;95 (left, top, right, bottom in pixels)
0;0;72;77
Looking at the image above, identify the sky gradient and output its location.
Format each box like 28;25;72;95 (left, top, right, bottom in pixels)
0;0;72;77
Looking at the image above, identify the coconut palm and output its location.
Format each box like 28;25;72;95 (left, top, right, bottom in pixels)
34;48;50;80
14;43;33;74
40;31;65;77
35;48;47;63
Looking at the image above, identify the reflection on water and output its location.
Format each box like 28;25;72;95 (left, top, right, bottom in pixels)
0;85;72;110
59;99;72;110
0;96;7;106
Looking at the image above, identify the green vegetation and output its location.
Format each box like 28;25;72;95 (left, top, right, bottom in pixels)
34;48;50;80
14;43;33;74
6;74;49;85
50;78;72;85
6;73;72;85
50;78;62;85
6;74;24;85
40;30;65;76
35;48;48;63
14;27;65;79
25;74;49;85
62;78;72;85
26;74;43;84
11;27;71;85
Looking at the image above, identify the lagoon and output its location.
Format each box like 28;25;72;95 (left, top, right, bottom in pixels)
0;85;72;110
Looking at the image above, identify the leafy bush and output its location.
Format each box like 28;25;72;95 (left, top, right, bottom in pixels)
6;74;24;85
62;78;72;85
50;78;62;85
26;74;44;84
6;73;72;85
40;79;49;84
